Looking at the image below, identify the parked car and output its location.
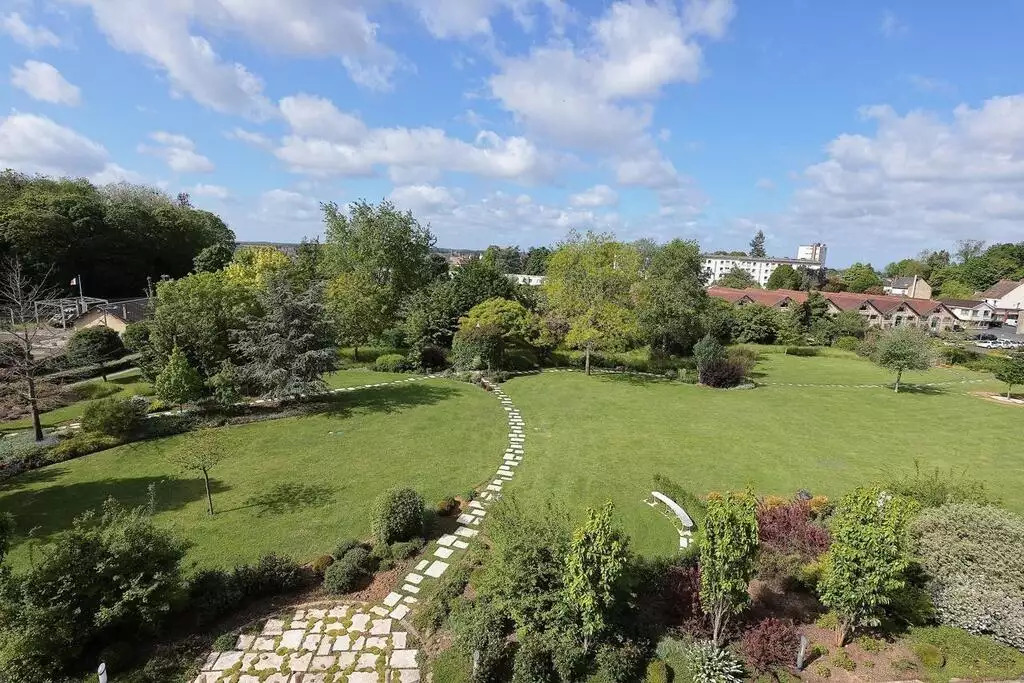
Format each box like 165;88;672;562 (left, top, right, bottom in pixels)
974;333;998;341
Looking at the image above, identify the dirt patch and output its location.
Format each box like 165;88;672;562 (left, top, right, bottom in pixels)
971;391;1024;406
789;625;924;682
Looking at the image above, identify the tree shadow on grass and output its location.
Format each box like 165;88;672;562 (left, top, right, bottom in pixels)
0;471;228;550
308;383;463;420
227;481;337;517
596;372;671;387
894;384;949;396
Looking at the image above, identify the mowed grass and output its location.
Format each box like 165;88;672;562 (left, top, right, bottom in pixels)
500;353;1020;557
1;369;154;430
0;376;505;570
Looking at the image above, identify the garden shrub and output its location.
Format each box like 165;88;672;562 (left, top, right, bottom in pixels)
390;538;424;560
0;432;54;478
785;346;819;356
371;487;425;544
830;649;856;671
661;564;707;635
49;431;120;460
757;500;830;559
324;547;371;594
855;635;884;652
699;358;747;388
834;336;860;352
231;554;308;598
409;344;447;371
373;353;408;373
741;618;798;674
370;541;396;571
188;554;311;629
212;632;237;651
596;638;649;683
683;640;744;683
911;641;944;667
81;395;147;438
451;596;510;683
450;323;504;371
886;466;990;508
512;635;555;683
807;495;832;518
415;562;472;633
693;334;725;383
912;503;1024;650
332;538;362;560
436;496;459;516
809;643;828;659
645;659;669;683
755;548;803;586
939;345;975;366
311;554;334;574
814;663;832;678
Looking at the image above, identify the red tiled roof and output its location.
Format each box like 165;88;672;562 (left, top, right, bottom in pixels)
708;287;953;318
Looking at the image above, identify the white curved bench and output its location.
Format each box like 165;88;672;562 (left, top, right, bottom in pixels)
649;491;695;548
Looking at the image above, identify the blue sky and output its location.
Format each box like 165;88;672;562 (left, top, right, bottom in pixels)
2;1;1024;267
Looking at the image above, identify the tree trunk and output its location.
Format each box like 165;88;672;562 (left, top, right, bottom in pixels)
203;468;214;515
835;620;850;647
711;608;727;647
353;346;359;362
100;362;108;382
585;344;592;376
1008;384;1014;399
27;374;43;442
894;369;902;393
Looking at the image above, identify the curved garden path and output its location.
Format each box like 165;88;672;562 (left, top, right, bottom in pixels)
193;379;525;683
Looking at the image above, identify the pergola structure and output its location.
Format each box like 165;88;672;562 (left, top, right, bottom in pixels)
33;296;108;329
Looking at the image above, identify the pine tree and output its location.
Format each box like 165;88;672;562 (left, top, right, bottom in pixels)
155;346;204;410
749;230;767;258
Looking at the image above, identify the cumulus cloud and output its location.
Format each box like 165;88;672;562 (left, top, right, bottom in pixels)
784;95;1024;250
273;94;561;182
2;12;60;49
390;184;458;212
10;61;81;105
191;183;231;199
139;131;215;173
225;127;273;149
569;184;618;207
0;112;131;183
405;0;570;39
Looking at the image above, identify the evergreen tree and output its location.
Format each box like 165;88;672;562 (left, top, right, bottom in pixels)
65;326;125;381
155;346;204;409
749;230;767;258
234;273;338;398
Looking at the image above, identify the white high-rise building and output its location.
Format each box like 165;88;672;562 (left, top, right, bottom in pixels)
703;243;827;288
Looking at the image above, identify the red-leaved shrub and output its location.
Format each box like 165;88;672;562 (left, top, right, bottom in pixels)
701;359;747;388
742;618;799;673
663;565;710;636
758;500;830;558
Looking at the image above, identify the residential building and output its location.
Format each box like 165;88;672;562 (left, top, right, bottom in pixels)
73;298;151;333
884;275;932;299
702;243;826;288
506;274;546;286
939;299;995;330
707;287;958;332
979;279;1024;323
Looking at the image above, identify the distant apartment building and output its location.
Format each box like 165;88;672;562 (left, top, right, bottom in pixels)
702;243;827;287
979;279;1024;324
506;274;546;286
884;275;932;299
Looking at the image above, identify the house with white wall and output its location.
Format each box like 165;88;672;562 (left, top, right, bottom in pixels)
939;299;995;329
979;280;1024;323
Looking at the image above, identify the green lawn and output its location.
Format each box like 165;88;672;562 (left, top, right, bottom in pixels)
499;353;1020;556
1;370;155;430
0;377;504;570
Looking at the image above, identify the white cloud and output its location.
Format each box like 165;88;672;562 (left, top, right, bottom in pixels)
406;0;571;39
226;127;273;149
139;131;215;173
906;74;955;95
253;188;322;227
10;61;81;105
191;183;230;199
784;95;1024;250
273;95;560;182
880;9;906;38
0;112;132;183
2;12;60;49
390;184;458;212
569;184;618;207
755;177;776;191
489;0;734;151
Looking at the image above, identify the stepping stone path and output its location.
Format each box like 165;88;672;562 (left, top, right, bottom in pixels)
195;378;526;683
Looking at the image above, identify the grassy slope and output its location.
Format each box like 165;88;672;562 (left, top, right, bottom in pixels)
1;370;154;430
500;353;1018;556
0;377;504;570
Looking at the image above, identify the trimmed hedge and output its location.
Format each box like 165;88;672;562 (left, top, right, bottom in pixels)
373;353;409;373
785;346;819;357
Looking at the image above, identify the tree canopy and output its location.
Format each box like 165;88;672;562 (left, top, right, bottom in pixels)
716;267;759;290
765;264;801;290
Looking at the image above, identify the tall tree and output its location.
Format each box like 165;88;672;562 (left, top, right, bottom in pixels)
872;326;934;393
699;489;759;646
0;258;61;441
995;352;1024;399
192;242;235;273
172;429;229;515
65;326;126;381
633;239;708;354
749;230;767;258
716;267;759;289
842;263;883;293
155;345;204;409
955;239;986;264
482;245;525;274
883;258;928;279
818;487;918;645
562;502;629;653
234;274;338;398
327;271;388;361
543;232;641;375
523;246;553;276
765;264;801;290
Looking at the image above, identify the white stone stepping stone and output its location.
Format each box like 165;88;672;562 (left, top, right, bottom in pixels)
455;526;478;537
212;651;243;670
437;534;458;546
308;608;327;619
281;630;304;649
332;635;352;651
317;637;334;655
291;652;313;672
434;546;454;559
254;652;284;670
402;583;420;594
397;670;421;683
393;631;408;648
365;636;387;649
351;613;371;631
403;595;418;604
302;634;321;651
356;652;379;669
337;652;357;669
254;636;276;651
261;618;285;636
453;540;469;550
425;560;449;577
492;479;505;486
350;673;377;683
486;484;501;491
202;651;219;670
390;650;419;669
498;466;512;472
351;636;365;650
370;606;389;617
416;559;430;570
470;507;486;516
312;655;338;671
469;500;485;509
457;513;475;524
370;618;392;635
390;604;410;620
236;634;255;650
405;572;424;584
384;592;403;607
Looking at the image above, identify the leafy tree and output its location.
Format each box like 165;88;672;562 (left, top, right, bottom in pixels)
155;345;204;409
936;279;974;299
121;321;161;382
322;199;435;329
223;245;291;292
797;265;828;291
172;429;229;515
716;267;759;289
233;274;337;398
449;258;519;315
699;489;759;646
789;291;830;335
765;264;800;290
524;246;553;275
193;242;235;273
995;352;1024;398
0;501;186;680
562;502;629;653
818;487;918;645
842;263;883;293
749;230;767;258
544;232;641;374
0;512;13;564
633;239;708;354
732;304;780;344
291;237;325;289
693;333;725;384
872;326;934;392
65;326;125;381
955;239;986;264
459;298;538;347
0;258;61;440
884;258;928;278
482;245;525;274
327;271;388;361
823;310;869;342
399;279;462;350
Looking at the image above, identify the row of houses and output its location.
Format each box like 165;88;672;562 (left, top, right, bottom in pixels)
708;287;993;332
